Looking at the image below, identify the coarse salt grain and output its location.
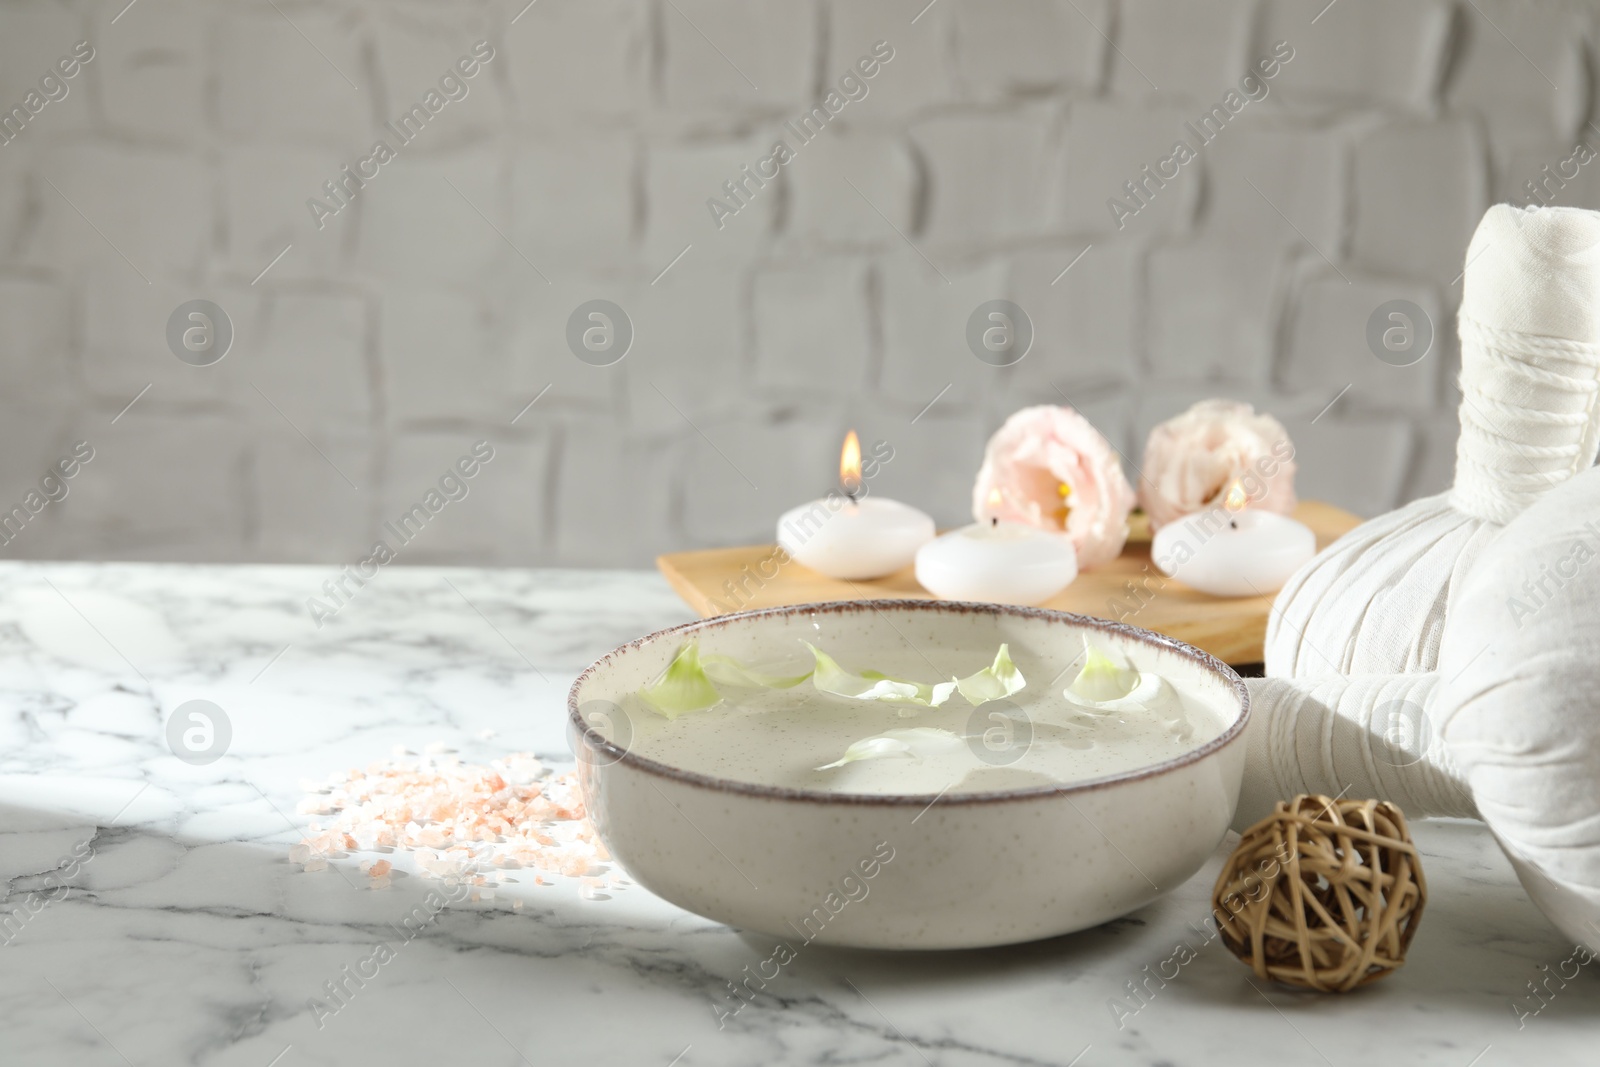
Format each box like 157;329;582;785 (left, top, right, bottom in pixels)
289;750;609;896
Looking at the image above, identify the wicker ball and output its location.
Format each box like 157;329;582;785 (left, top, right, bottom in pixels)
1211;794;1426;992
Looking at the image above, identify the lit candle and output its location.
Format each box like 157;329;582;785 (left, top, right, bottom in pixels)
776;431;936;580
914;490;1079;606
1150;481;1316;597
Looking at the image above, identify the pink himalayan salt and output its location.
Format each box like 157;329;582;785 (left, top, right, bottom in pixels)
288;751;608;894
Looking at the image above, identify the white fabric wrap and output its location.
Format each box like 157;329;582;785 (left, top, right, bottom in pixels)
1241;206;1600;951
1265;204;1600;677
1437;468;1600;954
1264;493;1496;676
1237;673;1476;830
1453;205;1600;523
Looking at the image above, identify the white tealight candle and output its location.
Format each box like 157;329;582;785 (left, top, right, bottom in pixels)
778;496;936;580
776;431;935;580
1151;491;1316;598
915;518;1079;606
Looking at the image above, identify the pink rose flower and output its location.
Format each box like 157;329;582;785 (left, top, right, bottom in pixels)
1138;399;1297;530
971;405;1137;570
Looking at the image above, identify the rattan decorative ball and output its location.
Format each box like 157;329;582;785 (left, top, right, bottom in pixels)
1211;794;1426;992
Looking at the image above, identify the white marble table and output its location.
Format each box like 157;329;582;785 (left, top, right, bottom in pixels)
0;562;1594;1066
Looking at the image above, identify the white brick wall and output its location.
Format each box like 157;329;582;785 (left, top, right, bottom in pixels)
1;0;1596;567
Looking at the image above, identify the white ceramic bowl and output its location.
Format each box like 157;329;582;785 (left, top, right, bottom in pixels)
569;601;1249;950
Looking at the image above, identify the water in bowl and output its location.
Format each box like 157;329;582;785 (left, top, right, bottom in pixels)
617;653;1229;796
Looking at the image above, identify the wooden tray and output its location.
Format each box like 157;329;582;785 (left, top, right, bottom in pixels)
656;501;1362;665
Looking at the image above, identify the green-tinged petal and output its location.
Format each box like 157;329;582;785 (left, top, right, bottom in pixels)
953;643;1026;706
816;728;965;770
701;653;812;690
816;736;913;770
637;642;722;719
1066;640;1140;704
806;643;956;706
1060;638;1179;717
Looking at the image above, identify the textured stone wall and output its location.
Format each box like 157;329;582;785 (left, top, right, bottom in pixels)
1;0;1596;566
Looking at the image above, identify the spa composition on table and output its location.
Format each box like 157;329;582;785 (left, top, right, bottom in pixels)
8;561;1581;1065
630;204;1600;974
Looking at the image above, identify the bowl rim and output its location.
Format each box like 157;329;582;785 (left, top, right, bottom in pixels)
567;599;1250;807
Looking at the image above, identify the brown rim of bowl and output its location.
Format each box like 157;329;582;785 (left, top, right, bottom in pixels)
567;599;1250;808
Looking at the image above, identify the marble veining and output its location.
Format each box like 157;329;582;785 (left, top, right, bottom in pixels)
0;561;1596;1066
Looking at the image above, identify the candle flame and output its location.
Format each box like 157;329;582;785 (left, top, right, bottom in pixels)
1222;479;1248;513
840;430;862;495
979;486;1004;524
986;488;1004;526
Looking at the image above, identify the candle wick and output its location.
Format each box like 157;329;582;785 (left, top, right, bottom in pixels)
1229;519;1237;530
991;516;998;528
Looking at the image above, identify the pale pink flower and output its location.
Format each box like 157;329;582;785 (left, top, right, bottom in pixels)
971;405;1136;570
1138;399;1297;530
